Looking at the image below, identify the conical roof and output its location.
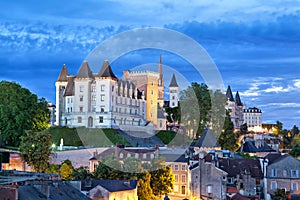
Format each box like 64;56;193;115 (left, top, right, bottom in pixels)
99;60;117;80
226;85;234;102
169;74;178;87
235;91;243;106
194;128;220;148
57;64;68;82
77;61;94;79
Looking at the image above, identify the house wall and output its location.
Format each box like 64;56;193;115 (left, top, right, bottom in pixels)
168;162;190;198
109;189;138;200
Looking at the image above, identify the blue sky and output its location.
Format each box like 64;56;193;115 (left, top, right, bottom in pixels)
1;0;300;129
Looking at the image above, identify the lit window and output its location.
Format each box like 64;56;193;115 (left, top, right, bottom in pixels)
101;95;105;101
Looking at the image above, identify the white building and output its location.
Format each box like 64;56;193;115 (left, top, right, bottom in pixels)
169;73;179;108
55;60;146;128
243;107;262;132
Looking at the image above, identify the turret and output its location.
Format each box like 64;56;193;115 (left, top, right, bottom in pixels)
169;74;179;108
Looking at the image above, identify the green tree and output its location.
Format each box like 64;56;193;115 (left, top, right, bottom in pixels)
165;106;181;125
150;166;174;197
60;159;74;180
291;125;299;137
273;188;288;200
240;123;248;135
210;89;226;137
180;82;211;138
218;111;238;151
45;164;60;174
137;173;159;200
290;145;300;158
70;166;90;180
0;81;50;147
274;121;283;135
19;129;52;172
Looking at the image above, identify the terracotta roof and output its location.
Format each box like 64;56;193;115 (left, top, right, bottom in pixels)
169;74;178;87
99;60;117;80
231;193;252;200
226;85;234;102
77;61;94;79
57;64;69;82
194;128;220;148
235;91;243;106
227;187;238;193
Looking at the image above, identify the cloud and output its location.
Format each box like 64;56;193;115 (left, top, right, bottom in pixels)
260;102;300;108
263;85;294;93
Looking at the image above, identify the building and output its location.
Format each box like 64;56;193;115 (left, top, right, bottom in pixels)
169;73;179;108
243;107;262;132
238;137;276;157
81;179;138;200
226;85;244;130
55;60;146;128
47;102;56;126
193;128;221;154
263;153;300;199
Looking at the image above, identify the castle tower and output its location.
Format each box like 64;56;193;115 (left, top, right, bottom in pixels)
157;55;164;107
55;64;69;126
169;74;179;108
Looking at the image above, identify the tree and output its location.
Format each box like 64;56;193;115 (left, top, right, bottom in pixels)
70;166;90;180
165;106;181;125
210;89;226;137
19;129;52;172
150;166;174;197
0;81;50;147
291;125;299;137
45;164;60;174
240;123;248;135
273;188;288;200
218;111;238;151
274;121;283;135
290;145;300;158
137;173;159;200
60;159;74;180
180;82;211;137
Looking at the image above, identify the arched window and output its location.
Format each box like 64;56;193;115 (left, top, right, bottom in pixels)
88;117;93;127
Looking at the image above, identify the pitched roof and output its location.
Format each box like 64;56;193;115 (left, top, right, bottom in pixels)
57;64;69;82
64;76;75;96
162;154;189;163
235;91;243;106
99;60;117;80
77;61;94;79
217;157;263;178
239;140;276;153
194;128;220;148
82;180;138;192
264;153;290;165
226;85;234;102
169;74;178;87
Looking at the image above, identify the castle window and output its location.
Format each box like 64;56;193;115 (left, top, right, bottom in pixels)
112;85;114;92
172;95;175;100
151;81;154;86
101;106;105;112
80;107;83;112
80;96;83;102
92;106;96;112
99;116;103;123
78;117;82;123
91;95;96;102
101;95;105;101
91;86;96;92
101;85;105;92
151;90;154;95
80;85;84;92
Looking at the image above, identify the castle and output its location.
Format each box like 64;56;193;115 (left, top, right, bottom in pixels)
55;56;179;129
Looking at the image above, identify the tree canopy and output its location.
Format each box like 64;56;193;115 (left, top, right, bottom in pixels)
0;81;50;147
19;129;52;172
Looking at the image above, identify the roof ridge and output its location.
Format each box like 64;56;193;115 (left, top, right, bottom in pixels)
169;73;178;87
57;64;69;82
77;61;94;79
99;60;117;80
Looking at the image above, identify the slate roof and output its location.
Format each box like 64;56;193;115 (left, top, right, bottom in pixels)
81;180;138;193
18;182;91;200
162;154;189;163
169;74;178;87
64;76;75;97
57;64;69;82
217;157;263;178
77;61;94;79
194;128;220;148
235;91;243;106
264;153;290;165
99;60;117;80
226;85;234;102
239;140;276;153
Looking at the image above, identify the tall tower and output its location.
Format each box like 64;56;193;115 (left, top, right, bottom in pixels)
157;55;164;107
169;74;179;108
55;64;69;126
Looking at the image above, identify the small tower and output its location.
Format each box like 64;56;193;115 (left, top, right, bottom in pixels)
55;64;69;126
157;55;164;107
169;74;179;108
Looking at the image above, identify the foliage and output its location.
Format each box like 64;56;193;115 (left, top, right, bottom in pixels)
70;166;90;180
236;152;257;158
290;145;300;158
240;123;248;135
165;106;181;124
274;121;283;136
45;164;60;174
49;127;130;147
210;90;226;137
0;81;50;147
155;130;176;144
291;134;300;148
218;111;238;151
150;166;174;197
137;173;159;200
180;82;211;138
19;130;52;172
273;188;288;200
60;159;74;180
